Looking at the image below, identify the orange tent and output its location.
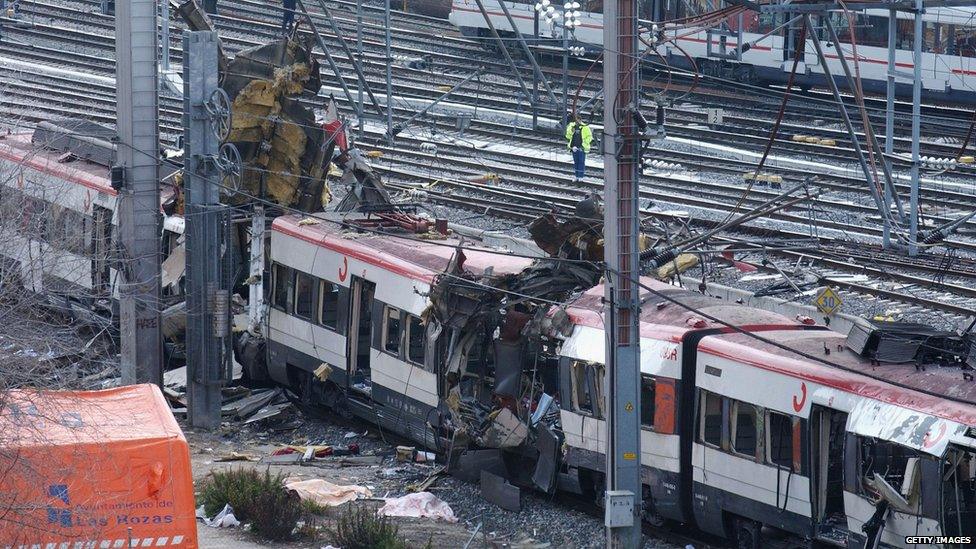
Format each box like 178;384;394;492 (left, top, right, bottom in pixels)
0;384;197;548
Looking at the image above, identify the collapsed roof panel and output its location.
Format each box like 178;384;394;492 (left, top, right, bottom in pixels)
223;38;330;212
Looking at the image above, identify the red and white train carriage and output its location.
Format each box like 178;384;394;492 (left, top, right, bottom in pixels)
0;130;185;325
260;212;976;548
450;0;976;102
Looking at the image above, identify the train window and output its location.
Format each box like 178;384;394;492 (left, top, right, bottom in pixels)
699;391;723;447
640;375;655;429
319;280;339;329
732;402;759;459
383;306;401;355
407;315;425;365
294;272;315;319
571;360;596;417
272;263;292;310
858;438;922;492
767;411;794;469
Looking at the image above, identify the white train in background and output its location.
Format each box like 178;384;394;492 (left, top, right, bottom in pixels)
450;0;976;102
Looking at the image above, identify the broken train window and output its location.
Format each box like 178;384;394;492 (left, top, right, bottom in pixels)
640;375;655;429
319;280;339;329
699;390;723;448
571;360;603;418
767;410;799;471
942;446;976;539
272;263;293;311
732;401;760;460
383;306;402;355
406;315;425;365
856;436;930;515
294;271;315;320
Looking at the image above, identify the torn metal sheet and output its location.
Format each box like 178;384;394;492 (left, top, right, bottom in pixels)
450;449;508;484
847;398;965;456
531;423;559;494
482;408;528;448
161;243;186;289
220;37;330;212
481;470;521;512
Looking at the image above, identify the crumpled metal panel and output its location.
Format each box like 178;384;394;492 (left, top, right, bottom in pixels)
220;37;329;212
846;397;965;456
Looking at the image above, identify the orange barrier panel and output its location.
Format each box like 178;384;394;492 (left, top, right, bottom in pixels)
0;384;197;548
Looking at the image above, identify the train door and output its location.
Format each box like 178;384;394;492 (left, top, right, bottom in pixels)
941;444;976;540
811;406;848;543
346;275;375;394
91;205;111;294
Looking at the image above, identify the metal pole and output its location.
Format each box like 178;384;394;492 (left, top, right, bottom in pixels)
804;15;889;226
470;0;539;111
603;0;642;542
115;0;162;386
822;17;904;220
248;205;265;334
184;31;225;429
562;23;569;122
357;0;365;136
161;0;170;71
495;0;560;106
295;0;364;118
909;0;922;255
883;7;896;248
309;0;384;117
533;10;539;130
385;0;394;144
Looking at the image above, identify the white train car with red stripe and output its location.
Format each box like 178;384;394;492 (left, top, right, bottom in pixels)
258;212;976;548
0;130;184;326
450;0;976;102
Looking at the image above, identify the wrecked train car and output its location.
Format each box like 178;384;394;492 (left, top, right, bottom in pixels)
0;124;187;329
221;38;335;212
242;211;976;548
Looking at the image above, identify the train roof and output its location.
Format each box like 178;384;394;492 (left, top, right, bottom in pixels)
0;132;116;196
568;277;976;425
272;214;535;282
565;280;804;340
705;328;976;427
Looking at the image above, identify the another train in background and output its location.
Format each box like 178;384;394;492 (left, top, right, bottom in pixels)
450;0;976;102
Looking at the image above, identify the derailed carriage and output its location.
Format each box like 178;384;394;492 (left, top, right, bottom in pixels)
246;211;976;548
0;124;186;328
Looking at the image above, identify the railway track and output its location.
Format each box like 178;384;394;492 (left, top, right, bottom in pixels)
11;0;976;163
3;0;976;324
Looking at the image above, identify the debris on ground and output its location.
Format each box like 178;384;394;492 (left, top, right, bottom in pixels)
198;503;241;528
285;477;373;507
377;492;459;522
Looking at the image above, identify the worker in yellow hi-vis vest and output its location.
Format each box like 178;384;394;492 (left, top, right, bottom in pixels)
565;113;593;182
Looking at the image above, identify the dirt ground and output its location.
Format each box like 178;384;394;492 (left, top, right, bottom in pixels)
184;426;486;548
